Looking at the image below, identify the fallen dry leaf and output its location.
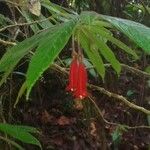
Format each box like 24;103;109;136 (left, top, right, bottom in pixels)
40;110;54;124
90;122;97;137
57;116;71;126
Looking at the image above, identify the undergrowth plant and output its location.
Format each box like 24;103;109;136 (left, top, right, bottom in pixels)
0;0;150;149
1;1;150;102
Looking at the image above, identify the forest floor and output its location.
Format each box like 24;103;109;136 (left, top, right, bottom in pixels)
13;69;150;150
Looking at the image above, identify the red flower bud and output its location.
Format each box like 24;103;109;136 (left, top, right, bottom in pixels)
66;58;78;92
74;62;88;99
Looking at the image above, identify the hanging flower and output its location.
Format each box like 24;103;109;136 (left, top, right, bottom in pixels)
74;62;88;99
66;58;78;92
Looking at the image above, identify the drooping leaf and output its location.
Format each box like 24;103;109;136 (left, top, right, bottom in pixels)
78;29;105;79
97;38;121;75
0;123;41;149
26;19;77;98
89;25;138;59
101;15;150;53
0;26;59;86
83;59;97;77
83;27;121;75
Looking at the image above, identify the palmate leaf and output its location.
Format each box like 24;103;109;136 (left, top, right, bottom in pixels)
26;19;77;98
0;123;41;149
78;29;105;79
80;11;150;53
101;15;150;53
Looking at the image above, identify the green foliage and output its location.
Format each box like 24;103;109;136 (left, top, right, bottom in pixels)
26;19;77;98
126;90;135;97
0;26;58;86
89;25;138;58
111;125;127;150
101;15;150;53
78;29;105;79
77;12;139;78
0;123;41;149
0;2;150;102
0;1;150;149
21;10;40;33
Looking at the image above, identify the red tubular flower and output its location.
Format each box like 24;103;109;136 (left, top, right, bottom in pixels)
66;58;78;92
74;62;88;99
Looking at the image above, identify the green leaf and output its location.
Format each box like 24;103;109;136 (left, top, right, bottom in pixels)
89;25;138;59
0;26;59;86
112;128;121;143
83;59;97;77
79;11;99;25
78;29;105;79
98;39;121;75
42;0;71;21
0;123;41;148
111;125;127;150
14;82;27;108
91;20;112;28
126;90;135;97
83;27;121;75
26;19;77;99
21;10;40;33
101;15;150;53
37;14;53;29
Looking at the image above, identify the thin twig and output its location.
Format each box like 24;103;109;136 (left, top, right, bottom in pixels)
0;16;53;32
0;39;16;46
89;84;150;115
87;63;150;78
121;63;150;78
52;63;150;115
88;96;150;130
2;0;24;6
